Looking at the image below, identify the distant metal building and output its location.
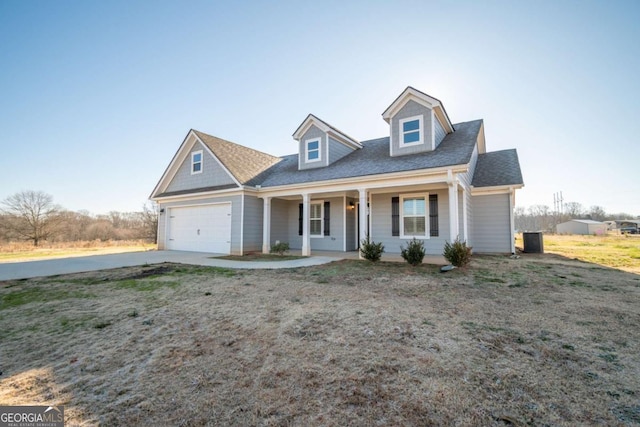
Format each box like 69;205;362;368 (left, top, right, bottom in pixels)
556;219;607;235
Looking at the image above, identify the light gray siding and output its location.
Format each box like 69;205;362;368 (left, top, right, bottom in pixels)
158;194;243;254
298;125;328;170
471;194;512;253
390;100;434;157
328;137;355;165
270;199;290;247
434;117;446;148
370;190;450;255
165;141;236;193
457;146;478;245
242;195;263;253
284;198;344;251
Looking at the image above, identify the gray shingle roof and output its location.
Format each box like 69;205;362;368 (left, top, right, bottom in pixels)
471;149;523;187
253;119;483;187
193;130;281;185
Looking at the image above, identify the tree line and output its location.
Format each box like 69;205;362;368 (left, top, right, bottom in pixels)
0;190;158;246
515;202;638;232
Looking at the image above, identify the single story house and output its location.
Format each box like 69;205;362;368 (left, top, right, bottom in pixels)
556;219;607;235
150;87;524;257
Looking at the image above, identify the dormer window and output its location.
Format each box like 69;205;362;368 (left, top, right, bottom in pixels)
191;150;203;174
400;115;423;146
305;138;321;163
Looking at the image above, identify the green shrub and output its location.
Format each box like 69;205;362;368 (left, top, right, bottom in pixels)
270;241;290;256
360;236;385;262
443;237;472;267
401;238;426;266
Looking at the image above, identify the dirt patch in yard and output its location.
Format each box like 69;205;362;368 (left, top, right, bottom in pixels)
1;257;639;426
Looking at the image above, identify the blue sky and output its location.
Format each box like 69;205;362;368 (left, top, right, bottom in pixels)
1;0;638;215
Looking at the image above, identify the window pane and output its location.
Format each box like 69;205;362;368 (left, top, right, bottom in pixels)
404;217;426;235
403;198;425;215
308;140;319;150
193;163;201;172
403;199;415;215
403;119;419;132
308;151;319;160
310;204;322;218
310;219;322;235
404;130;420;143
193;153;202;162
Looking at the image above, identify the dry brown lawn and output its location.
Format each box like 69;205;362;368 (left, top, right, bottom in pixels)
1;255;639;426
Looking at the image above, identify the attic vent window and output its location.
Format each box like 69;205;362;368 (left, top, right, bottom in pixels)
399;116;423;146
191;150;203;174
306;138;321;163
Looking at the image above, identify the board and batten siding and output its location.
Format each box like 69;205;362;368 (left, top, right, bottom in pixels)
165;140;236;193
157;195;243;254
242;195;263;253
470;194;512;253
370;190;449;255
298;125;328;170
390;99;434;156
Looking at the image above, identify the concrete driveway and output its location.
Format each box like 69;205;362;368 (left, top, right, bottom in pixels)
0;251;341;281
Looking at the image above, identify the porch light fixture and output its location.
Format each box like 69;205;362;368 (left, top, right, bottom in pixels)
349;201;355;210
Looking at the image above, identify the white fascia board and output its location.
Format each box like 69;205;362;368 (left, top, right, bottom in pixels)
327;129;362;149
383;88;454;133
382;88;438;121
470;184;524;196
257;165;469;199
149;129;196;200
151;187;245;203
294;115;361;149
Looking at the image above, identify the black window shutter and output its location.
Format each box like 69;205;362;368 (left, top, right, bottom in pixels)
324;202;330;236
298;203;303;236
391;197;399;236
429;194;438;237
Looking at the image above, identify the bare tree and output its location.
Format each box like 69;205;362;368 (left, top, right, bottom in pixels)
564;202;584;219
588;205;607;222
140;202;159;243
0;190;62;246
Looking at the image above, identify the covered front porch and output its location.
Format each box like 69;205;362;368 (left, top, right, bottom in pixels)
259;171;470;258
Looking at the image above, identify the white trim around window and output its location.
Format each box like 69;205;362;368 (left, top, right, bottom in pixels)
305;137;322;163
310;200;324;237
191;150;203;175
399;115;424;147
400;193;429;239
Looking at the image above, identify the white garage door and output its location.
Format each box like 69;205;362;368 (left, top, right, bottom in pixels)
166;204;232;254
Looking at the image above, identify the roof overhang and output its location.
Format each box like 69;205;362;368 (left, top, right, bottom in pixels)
470;184;524;196
382;86;454;133
254;165;469;199
149;129;241;199
292;114;362;149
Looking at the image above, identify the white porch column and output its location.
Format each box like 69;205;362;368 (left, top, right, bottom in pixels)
301;193;311;256
448;181;459;242
262;197;271;254
462;188;468;242
358;188;367;259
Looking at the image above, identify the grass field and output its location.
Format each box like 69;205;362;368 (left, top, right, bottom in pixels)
0;240;156;263
1;250;639;425
517;233;640;273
